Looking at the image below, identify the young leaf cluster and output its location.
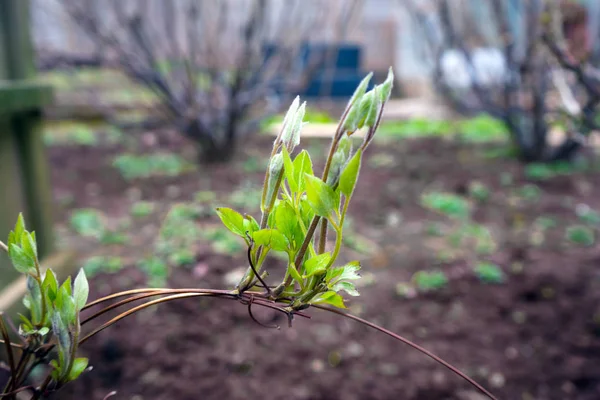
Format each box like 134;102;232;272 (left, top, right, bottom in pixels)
5;214;90;390
216;69;394;310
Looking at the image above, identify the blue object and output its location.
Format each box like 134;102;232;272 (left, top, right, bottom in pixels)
263;42;370;98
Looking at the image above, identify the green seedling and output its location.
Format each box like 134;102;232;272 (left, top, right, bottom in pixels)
412;270;449;292
69;209;105;239
474;262;505;284
468;181;490;202
112;153;193;180
130;201;156;218
421;192;470;220
565;225;595;246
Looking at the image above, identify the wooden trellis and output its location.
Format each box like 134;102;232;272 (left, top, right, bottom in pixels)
0;0;55;305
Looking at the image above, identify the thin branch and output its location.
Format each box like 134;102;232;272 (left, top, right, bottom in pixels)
0;386;34;398
80;293;217;345
244;240;271;295
313;305;498;400
0;340;22;350
82;288;236;311
0;240;7;252
0;314;16;394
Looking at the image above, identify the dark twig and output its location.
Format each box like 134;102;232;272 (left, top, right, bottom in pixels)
0;314;16;394
244;295;280;329
0;386;34;398
244;236;271;295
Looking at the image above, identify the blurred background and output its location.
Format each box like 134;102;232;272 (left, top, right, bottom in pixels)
2;0;600;399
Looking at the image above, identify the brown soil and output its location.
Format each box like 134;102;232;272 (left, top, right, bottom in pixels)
45;132;600;400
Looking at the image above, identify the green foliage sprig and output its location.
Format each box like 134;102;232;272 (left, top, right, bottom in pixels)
215;69;394;311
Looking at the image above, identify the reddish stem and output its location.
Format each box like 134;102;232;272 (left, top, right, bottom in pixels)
312;305;498;400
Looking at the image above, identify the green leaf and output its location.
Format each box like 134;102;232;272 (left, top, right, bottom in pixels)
51;310;71;357
57;286;76;326
7;231;16;248
310;291;347;308
282;146;298;193
18;314;34;332
329;261;361;282
61;276;73;296
243;215;260;237
38;326;50;336
331;281;360;296
344;72;373;120
215;207;246;237
339;149;362;197
21;231;37;260
50;359;61;380
379;67;394;102
287;263;304;286
14;213;26;243
68;357;89;381
43;270;59;300
363;86;381;128
275;202;298;243
303;252;331;278
73;269;89;311
305;174;338;218
26;275;43;324
43;269;59;302
299;197;315;227
293;150;313;192
252;229;289;252
8;244;35;274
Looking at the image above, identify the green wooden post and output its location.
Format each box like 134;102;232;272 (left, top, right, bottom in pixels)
0;0;55;287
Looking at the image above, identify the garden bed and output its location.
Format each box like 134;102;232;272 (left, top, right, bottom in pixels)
44;130;600;400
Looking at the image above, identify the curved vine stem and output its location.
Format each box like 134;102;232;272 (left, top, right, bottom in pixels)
82;288;236;311
81;289;238;325
312;305;498;400
79;291;310;346
79;293;221;345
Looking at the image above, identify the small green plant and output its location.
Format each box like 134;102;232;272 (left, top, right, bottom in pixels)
474;262;505;284
82;256;124;277
99;230;129;245
112;153;193;180
516;184;542;202
457;114;509;143
0;70;497;400
535;216;558;230
565;225;595;246
576;205;600;225
69;209;105;239
524;160;589;181
412;270;448;292
130;201;156;218
421;192;470;220
138;257;170;287
468;181;490;202
377;118;453;138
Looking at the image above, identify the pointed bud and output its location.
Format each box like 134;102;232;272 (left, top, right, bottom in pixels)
287;101;306;151
346;72;373;112
326;135;353;186
363;86;381;129
264;153;284;207
279;96;300;146
341;72;373;133
378;67;394;103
